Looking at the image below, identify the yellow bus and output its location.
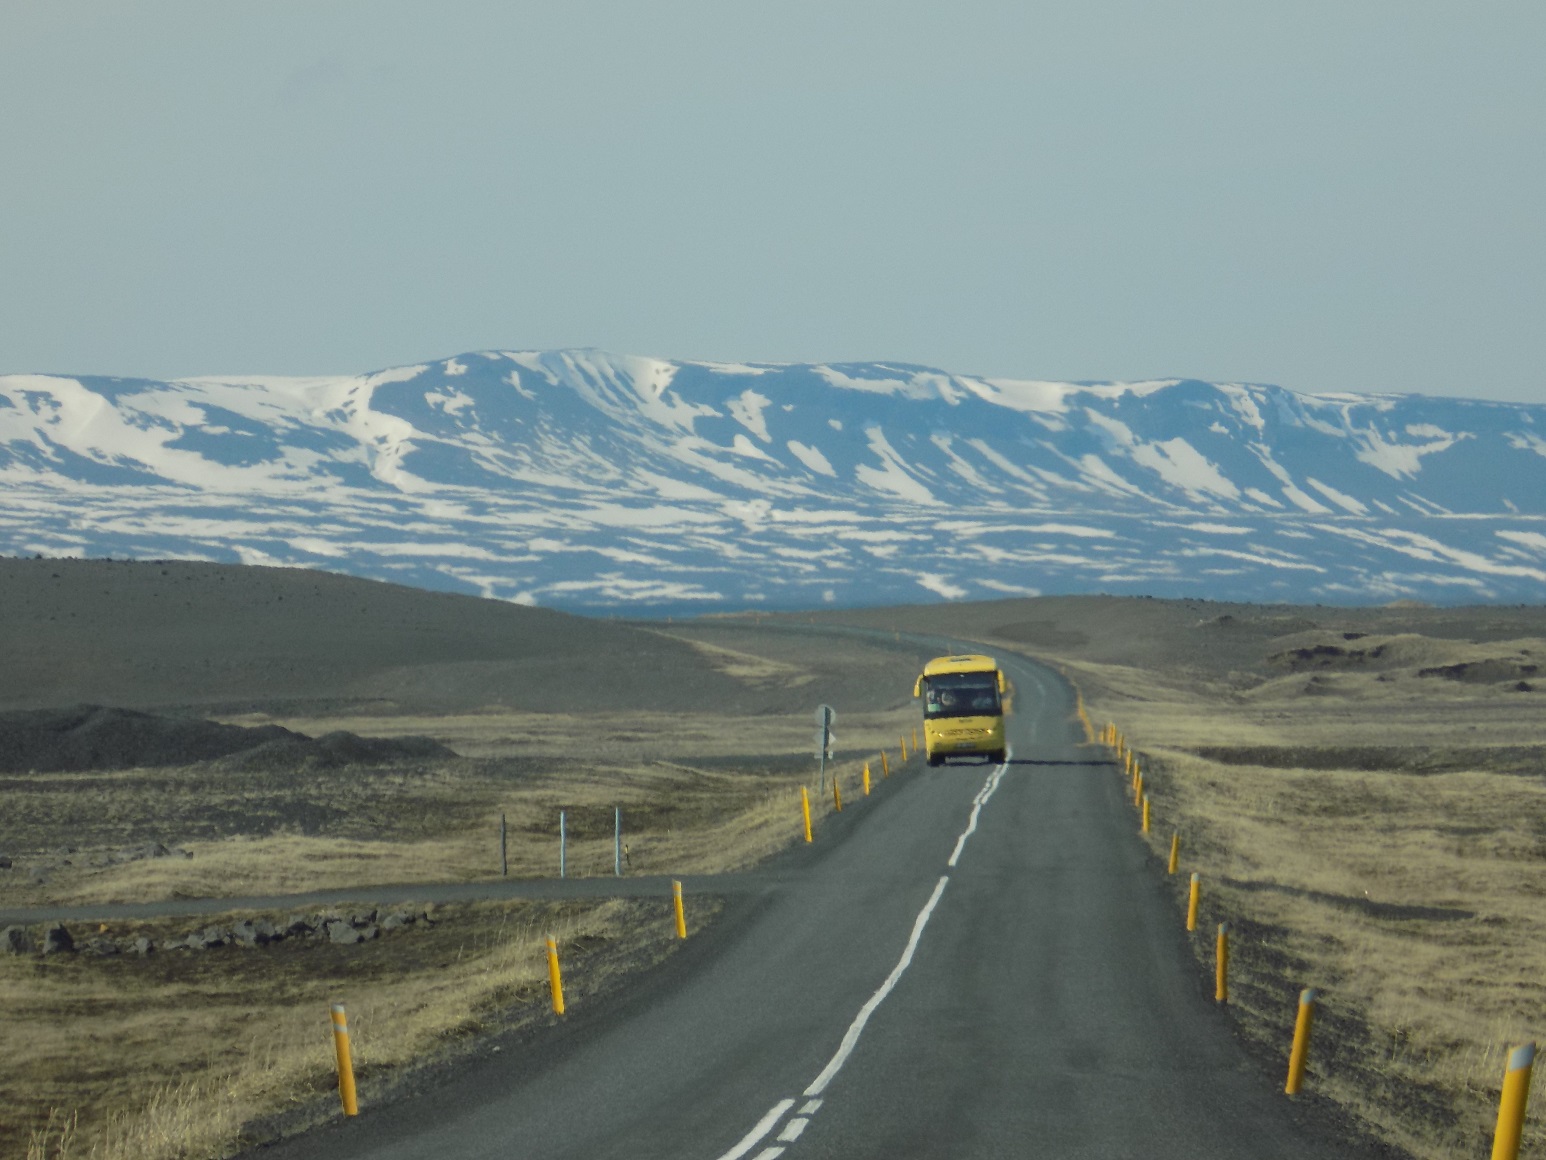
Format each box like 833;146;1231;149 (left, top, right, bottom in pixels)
913;654;1008;766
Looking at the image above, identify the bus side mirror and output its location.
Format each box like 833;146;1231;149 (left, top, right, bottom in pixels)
997;672;1006;693
913;678;922;698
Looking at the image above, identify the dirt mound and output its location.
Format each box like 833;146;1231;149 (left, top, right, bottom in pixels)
1416;659;1540;684
218;730;453;772
0;705;453;773
1269;642;1391;671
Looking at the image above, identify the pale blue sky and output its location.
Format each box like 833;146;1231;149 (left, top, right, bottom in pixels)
3;2;1542;401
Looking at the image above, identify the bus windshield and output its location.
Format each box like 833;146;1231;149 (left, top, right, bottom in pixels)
922;672;1001;719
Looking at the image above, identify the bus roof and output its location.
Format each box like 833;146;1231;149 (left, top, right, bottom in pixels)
921;653;999;677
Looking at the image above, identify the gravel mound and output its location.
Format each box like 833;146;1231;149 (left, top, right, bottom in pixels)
0;705;453;773
219;730;453;772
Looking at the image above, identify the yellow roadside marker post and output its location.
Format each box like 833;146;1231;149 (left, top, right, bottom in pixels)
881;751;890;778
672;880;688;939
1491;1042;1536;1160
833;774;843;812
1284;989;1319;1095
1141;794;1150;833
1186;873;1201;932
862;762;871;795
545;936;566;1015
900;736;908;761
1168;832;1180;874
1134;769;1144;807
800;786;813;842
1215;923;1230;1003
329;1003;358;1116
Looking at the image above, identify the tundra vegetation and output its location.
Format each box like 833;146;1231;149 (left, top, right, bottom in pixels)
0;568;925;1160
9;557;1541;1160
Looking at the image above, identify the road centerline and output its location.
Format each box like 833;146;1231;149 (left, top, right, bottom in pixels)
947;753;1010;868
802;873;951;1099
716;1100;796;1160
775;1118;809;1142
713;758;1013;1160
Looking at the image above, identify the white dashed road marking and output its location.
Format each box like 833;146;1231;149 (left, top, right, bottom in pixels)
947;759;1008;868
711;754;1011;1159
776;1118;809;1142
718;1100;795;1160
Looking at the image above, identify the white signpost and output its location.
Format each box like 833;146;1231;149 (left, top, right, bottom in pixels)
815;704;836;792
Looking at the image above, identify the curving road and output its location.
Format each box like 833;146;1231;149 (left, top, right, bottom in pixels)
253;645;1372;1160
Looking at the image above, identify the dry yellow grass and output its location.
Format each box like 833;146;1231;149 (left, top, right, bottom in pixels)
1062;646;1546;1160
4;627;925;1160
0;706;915;909
662;634;818;688
1;747;851;1160
8;897;676;1160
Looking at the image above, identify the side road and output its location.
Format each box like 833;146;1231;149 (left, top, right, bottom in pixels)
0;872;782;927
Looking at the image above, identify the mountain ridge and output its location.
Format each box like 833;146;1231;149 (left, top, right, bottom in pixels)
3;350;1544;610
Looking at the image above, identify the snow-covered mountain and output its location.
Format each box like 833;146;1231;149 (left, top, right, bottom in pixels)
3;350;1545;610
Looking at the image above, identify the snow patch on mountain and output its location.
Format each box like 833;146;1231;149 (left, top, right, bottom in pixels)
787;440;836;477
3;351;1546;610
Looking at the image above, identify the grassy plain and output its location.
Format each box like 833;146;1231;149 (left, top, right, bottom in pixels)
23;556;1538;1160
0;709;912;910
11;897;672;1160
1087;667;1546;1160
2;615;925;1160
818;597;1546;1160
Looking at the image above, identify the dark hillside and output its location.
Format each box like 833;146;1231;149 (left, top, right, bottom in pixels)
0;558;733;714
809;594;1546;681
0;704;453;773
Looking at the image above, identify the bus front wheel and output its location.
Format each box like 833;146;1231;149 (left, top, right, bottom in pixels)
927;752;944;768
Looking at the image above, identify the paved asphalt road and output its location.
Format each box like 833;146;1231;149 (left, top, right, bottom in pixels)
240;643;1374;1160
